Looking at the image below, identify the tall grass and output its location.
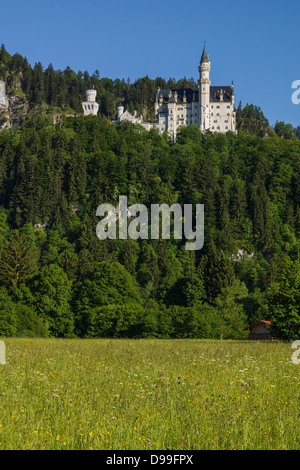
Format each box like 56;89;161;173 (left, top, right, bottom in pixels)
0;338;299;450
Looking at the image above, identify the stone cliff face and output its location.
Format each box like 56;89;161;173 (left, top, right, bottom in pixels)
8;94;29;125
0;93;77;132
0;110;9;131
0;93;30;131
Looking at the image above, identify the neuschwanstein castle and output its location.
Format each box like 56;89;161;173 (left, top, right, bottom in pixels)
83;44;236;138
0;44;237;138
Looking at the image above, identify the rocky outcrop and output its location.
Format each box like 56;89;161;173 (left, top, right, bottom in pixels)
231;248;255;261
0;114;10;131
0;93;30;131
8;94;29;125
0;80;9;109
0;80;9;129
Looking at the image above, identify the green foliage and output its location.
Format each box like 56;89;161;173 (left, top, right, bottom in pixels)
0;233;38;291
236;102;271;137
75;261;142;336
0;208;9;251
214;279;249;339
266;254;300;339
78;261;141;308
83;303;230;340
160;304;220;339
84;304;158;339
0;287;17;336
27;264;74;337
274;121;297;140
14;303;48;338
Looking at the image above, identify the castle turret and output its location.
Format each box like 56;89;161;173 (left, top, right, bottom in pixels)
117;104;124;120
85;87;97;102
82;85;99;116
198;42;211;131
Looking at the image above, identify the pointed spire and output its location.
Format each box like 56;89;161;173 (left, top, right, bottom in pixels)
200;41;209;64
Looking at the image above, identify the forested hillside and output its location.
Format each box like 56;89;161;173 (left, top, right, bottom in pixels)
0;43;197;123
2;43;298;138
0;45;300;341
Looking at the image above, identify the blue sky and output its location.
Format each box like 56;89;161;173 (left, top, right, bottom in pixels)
1;0;300;127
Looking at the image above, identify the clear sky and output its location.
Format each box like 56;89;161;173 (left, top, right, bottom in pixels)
1;0;300;127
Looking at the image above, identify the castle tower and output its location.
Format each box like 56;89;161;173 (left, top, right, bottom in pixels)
82;85;99;116
198;43;211;131
231;80;236;129
117;104;124;120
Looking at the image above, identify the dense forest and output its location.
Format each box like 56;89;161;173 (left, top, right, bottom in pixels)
0;45;300;341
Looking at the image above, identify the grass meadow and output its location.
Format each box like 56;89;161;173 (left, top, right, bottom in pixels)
0;337;299;450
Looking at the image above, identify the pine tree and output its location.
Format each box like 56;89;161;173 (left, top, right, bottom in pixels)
0;233;38;291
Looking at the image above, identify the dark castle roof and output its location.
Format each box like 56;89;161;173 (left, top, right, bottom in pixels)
156;85;233;105
156;88;199;104
210;86;233;103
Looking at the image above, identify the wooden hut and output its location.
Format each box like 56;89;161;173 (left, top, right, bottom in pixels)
246;320;272;340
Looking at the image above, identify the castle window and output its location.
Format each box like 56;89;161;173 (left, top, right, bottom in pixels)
227;105;230;108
